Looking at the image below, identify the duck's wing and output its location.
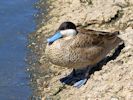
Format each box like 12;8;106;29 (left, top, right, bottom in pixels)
78;28;119;36
70;28;122;48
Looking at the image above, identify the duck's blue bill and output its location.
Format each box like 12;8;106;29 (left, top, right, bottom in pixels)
47;32;63;43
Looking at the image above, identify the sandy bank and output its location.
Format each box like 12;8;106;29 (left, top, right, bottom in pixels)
30;0;133;99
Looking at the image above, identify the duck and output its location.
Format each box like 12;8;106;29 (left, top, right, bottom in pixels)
45;21;123;88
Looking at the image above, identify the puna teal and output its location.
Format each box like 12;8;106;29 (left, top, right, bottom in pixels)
45;21;123;88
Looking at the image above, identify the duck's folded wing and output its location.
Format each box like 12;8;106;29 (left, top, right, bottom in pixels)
71;29;122;48
78;28;119;36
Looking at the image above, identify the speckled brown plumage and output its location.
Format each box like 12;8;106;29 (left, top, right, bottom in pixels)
45;29;122;69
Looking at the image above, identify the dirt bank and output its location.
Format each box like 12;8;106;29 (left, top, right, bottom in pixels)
30;0;133;99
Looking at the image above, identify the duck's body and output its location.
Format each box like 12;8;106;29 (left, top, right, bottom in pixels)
45;21;123;87
45;29;122;69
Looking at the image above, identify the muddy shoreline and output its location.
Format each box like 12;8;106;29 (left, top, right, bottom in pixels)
29;0;133;99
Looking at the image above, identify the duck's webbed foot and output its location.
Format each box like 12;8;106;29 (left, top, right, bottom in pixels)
73;67;91;88
60;67;92;88
73;78;87;88
60;69;83;85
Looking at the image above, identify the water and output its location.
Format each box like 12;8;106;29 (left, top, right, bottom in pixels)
0;0;37;99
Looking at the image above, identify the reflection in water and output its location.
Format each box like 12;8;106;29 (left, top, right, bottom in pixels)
0;0;37;99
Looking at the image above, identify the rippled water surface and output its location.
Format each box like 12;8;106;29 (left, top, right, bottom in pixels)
0;0;37;99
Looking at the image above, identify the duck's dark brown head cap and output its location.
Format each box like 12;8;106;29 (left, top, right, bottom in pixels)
57;21;77;31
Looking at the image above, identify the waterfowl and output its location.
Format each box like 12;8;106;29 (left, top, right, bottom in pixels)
45;22;123;87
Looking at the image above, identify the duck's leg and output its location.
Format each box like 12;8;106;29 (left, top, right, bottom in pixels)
73;66;93;88
71;69;76;76
60;69;80;85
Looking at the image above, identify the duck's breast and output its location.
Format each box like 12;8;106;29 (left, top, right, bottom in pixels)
45;38;74;67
